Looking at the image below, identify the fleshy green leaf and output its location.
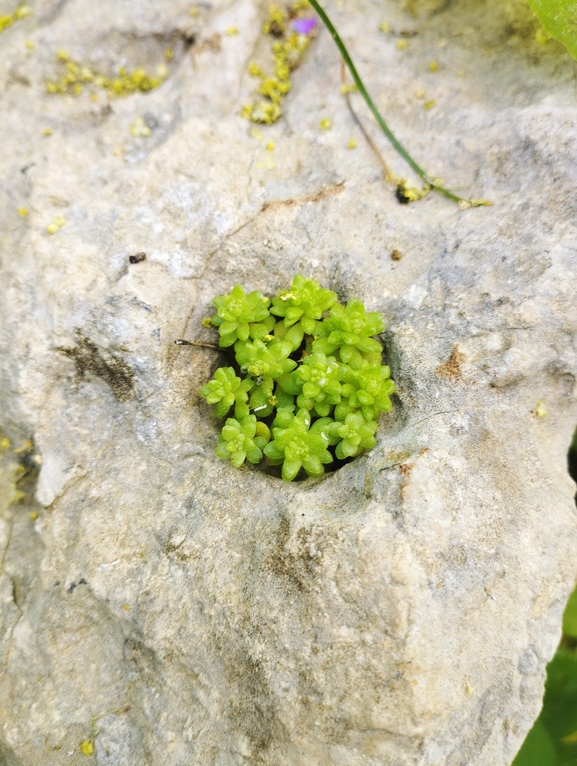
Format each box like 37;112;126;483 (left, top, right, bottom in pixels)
512;719;557;766
563;587;577;638
527;0;577;60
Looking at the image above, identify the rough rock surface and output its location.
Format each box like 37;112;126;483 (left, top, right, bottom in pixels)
1;0;577;763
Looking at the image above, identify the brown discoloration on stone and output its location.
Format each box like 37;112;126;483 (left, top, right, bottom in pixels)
194;32;221;55
436;345;466;381
261;182;345;213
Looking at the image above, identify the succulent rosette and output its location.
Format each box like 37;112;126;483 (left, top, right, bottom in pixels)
330;412;378;459
199;367;254;419
216;415;270;467
270;274;338;337
264;409;333;481
295;352;346;417
235;338;296;380
210;284;274;347
312;298;385;368
342;362;396;421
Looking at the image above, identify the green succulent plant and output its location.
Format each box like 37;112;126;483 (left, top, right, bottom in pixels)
264;409;333;481
330;412;378;459
199;367;254;419
294;352;346;417
313;298;385;368
216;415;271;467
235;338;296;379
197;277;396;481
270;274;338;337
342;361;395;422
209;284;274;347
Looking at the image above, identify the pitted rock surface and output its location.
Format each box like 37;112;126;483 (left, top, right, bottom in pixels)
1;0;576;764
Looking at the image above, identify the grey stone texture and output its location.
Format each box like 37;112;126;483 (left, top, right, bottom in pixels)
1;0;577;763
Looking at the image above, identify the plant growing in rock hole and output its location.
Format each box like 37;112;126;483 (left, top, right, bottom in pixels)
195;275;395;481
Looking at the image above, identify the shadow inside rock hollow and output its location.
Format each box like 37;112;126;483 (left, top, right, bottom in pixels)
569;425;577;506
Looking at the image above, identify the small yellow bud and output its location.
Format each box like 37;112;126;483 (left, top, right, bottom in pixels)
535;28;549;45
25;39;34;50
14;6;31;19
319;118;332;130
47;216;65;234
535;401;547;418
130;116;151;138
80;739;93;756
347;137;357;149
379;22;390;34
164;47;173;61
429;60;439;72
18;207;28;217
225;26;239;36
396;39;408;50
248;61;264;77
423;99;435;110
266;142;275;151
189;5;199;16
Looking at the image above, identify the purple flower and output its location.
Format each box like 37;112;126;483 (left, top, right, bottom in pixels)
293;17;317;35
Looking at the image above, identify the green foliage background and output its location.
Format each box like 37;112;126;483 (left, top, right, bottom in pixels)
528;0;577;59
513;431;577;765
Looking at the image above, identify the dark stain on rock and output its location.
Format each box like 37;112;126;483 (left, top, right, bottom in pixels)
436;345;466;381
266;517;326;593
226;651;279;759
59;333;134;402
123;636;159;677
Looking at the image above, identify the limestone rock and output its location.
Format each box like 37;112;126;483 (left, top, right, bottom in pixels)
1;0;576;764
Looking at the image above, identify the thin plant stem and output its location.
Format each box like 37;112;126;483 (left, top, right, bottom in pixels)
308;0;490;208
340;60;395;186
175;339;222;351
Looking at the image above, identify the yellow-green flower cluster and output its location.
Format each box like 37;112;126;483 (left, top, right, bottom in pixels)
0;4;31;34
241;2;316;124
46;50;168;97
